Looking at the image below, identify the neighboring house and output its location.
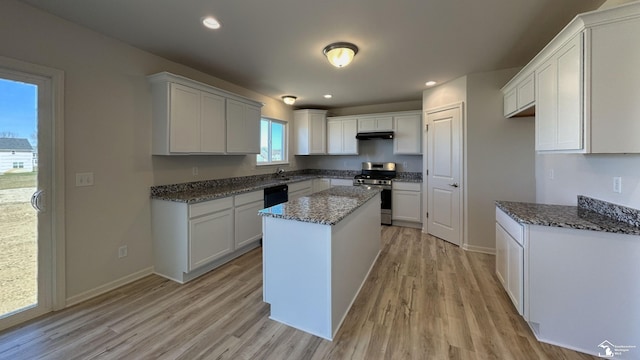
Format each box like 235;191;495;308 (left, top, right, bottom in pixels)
0;137;34;173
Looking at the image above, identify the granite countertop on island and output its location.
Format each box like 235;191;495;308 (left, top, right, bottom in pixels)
496;196;640;236
259;186;381;226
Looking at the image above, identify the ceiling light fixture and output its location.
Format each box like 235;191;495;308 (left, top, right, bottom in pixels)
202;16;221;29
425;81;437;87
323;42;359;68
282;95;297;105
324;94;333;99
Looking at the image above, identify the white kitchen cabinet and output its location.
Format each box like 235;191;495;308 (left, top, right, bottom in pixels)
495;208;524;315
392;182;422;226
289;180;313;199
150;82;226;154
393;112;422;155
294;109;327;155
358;116;393;132
503;72;535;118
148;72;262;155
327;117;358;155
330;179;353;187
234;190;263;249
535;33;583;152
312;178;331;193
189;205;234;271
226;99;261;154
502;3;640;153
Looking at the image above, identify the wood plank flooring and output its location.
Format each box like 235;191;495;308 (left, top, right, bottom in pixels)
0;226;597;359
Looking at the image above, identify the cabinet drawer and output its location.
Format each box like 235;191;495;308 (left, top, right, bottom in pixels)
235;190;263;207
392;182;421;191
496;208;524;245
189;197;233;218
288;180;312;192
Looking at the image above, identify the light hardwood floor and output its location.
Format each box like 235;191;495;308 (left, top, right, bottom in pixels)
0;226;597;359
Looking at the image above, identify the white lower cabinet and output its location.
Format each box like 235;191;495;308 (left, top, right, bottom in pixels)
189;207;233;271
392;182;422;226
329;179;353;187
152;193;263;284
495;208;524;315
312;178;331;193
289;180;313;199
234;190;264;249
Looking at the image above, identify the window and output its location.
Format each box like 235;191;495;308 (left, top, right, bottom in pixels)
13;162;24;168
257;118;287;165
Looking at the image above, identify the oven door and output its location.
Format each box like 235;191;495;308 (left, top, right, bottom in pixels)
380;188;392;225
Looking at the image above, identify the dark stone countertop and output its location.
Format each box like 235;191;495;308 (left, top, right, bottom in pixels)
495;200;640;236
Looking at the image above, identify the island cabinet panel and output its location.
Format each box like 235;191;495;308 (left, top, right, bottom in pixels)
262;192;381;340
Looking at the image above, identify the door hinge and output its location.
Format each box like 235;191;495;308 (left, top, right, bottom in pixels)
425;124;429;132
426;169;429;176
426;212;429;219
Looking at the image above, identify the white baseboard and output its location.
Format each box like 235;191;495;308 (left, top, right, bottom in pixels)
65;267;153;307
462;243;495;255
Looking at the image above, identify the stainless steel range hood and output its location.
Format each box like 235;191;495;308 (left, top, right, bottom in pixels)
355;131;394;140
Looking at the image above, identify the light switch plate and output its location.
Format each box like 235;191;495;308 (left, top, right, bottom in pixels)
75;172;94;187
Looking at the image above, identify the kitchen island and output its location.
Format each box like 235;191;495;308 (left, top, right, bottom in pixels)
259;186;381;340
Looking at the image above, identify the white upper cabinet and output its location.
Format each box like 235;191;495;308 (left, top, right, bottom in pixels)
148;72;262;155
393;112;422;155
226;99;261;154
503;72;535;118
502;3;640;153
294;109;327;155
327;117;358;155
358;116;393;132
535;33;583;151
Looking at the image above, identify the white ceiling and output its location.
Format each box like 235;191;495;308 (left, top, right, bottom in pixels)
20;0;604;109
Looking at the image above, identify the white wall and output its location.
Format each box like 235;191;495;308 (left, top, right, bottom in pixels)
0;0;295;302
422;70;536;253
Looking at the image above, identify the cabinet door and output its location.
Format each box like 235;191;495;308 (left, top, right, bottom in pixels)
358;118;376;132
555;34;582;150
342;118;358;154
234;200;263;249
507;236;524;315
375;116;393;131
517;73;535;110
309;112;327;154
200;91;226;153
495;223;508;288
392;190;421;222
327;120;342;154
393;114;422;154
227;100;261;154
169;83;200;153
535;59;557;151
503;87;518;117
189;209;233;271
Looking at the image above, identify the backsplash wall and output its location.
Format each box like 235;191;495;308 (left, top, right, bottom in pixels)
299;139;422;172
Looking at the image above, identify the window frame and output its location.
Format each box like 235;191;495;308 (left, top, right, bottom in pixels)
256;117;289;166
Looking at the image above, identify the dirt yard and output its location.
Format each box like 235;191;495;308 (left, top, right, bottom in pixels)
0;176;37;315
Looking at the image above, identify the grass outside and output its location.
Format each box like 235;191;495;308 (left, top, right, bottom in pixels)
0;171;37;315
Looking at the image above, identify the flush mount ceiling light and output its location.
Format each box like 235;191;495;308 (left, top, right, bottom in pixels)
202;16;221;29
322;42;359;68
425;81;437;87
323;94;333;99
282;95;297;105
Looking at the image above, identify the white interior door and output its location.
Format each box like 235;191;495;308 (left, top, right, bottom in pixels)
0;57;64;331
426;104;463;246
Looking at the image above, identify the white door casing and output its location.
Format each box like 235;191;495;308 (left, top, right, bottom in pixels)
0;56;65;331
425;103;463;246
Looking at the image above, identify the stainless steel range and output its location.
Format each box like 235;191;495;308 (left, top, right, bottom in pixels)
353;162;395;225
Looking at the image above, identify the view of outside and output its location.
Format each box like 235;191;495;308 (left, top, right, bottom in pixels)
0;78;38;316
257;118;285;164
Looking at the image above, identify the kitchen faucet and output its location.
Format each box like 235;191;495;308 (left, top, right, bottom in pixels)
276;167;285;177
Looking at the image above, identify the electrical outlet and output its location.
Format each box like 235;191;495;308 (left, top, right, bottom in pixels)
192;167;198;176
613;177;622;193
118;245;128;258
75;172;94;187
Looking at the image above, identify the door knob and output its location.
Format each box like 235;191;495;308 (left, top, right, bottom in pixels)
449;183;459;188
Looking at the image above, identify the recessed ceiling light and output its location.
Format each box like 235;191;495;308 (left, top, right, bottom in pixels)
425;81;437;87
202;16;221;29
324;94;333;99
